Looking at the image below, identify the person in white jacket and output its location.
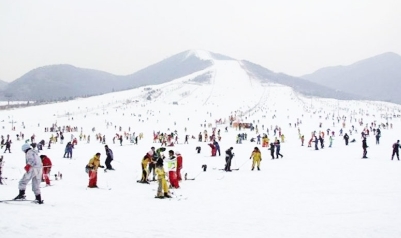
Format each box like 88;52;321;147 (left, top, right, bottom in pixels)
14;143;43;204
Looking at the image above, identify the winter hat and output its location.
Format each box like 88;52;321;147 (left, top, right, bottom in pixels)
147;150;154;156
175;151;181;155
21;143;31;152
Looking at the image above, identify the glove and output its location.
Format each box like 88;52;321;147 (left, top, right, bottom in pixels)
249;157;251;160
24;164;31;173
100;165;105;168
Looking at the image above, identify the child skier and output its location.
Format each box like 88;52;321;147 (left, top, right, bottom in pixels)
40;155;52;186
155;158;171;198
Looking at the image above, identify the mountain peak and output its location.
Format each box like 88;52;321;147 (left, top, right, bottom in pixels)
186;49;213;61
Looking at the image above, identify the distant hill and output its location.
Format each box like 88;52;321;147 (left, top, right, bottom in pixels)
0;51;212;101
1;49;394;103
0;79;7;90
241;61;364;100
301;52;401;103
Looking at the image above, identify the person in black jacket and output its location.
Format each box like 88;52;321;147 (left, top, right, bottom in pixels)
269;143;275;159
391;140;400;160
104;145;114;171
362;137;368;158
343;133;349;146
224;147;234;172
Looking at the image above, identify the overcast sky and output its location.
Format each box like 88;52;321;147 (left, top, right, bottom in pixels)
1;0;400;82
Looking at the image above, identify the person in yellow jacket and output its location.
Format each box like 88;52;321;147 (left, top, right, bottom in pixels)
87;153;104;188
249;147;262;171
155;158;171;199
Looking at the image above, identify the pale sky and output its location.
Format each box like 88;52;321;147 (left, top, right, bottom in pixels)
1;0;400;82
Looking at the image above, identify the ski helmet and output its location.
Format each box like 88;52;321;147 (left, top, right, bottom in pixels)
21;143;31;152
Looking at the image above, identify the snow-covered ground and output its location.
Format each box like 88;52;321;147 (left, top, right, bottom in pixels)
1;56;401;238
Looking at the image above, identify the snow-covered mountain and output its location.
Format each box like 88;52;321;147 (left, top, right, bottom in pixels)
301;52;401;103
1;70;401;237
0;50;359;102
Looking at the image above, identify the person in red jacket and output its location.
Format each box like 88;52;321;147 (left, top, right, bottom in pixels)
175;151;183;181
40;155;52;186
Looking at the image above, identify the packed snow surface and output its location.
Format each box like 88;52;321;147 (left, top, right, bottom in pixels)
1;58;401;238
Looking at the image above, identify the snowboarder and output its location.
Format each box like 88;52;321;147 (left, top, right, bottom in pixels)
14;143;43;204
250;147;262;171
87;153;104;188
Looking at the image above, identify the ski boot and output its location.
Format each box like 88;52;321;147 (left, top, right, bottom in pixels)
155;193;165;199
164;192;172;198
35;194;43;204
13;190;26;200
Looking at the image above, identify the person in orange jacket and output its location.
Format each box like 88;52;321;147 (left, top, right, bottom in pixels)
40;155;52;186
87;153;104;188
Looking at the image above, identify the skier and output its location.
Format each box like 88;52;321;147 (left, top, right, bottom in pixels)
275;139;283;158
40;155;52;186
104;145;114;171
343;133;350;146
249;147;262;171
139;151;153;183
391;140;400;160
362;137;368;158
14;143;43;204
63;142;73;158
208;143;216;156
155;158;171;198
167;150;179;188
0;155;3;185
213;140;221;156
375;128;381;144
148;147;157;181
176;151;183;181
87;153;104;188
224;147;234;171
314;136;319;150
3;140;11;153
268;142;275;159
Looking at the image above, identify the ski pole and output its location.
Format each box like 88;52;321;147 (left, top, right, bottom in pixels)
236;159;250;170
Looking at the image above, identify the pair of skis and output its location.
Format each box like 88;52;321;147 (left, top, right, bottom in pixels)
0;199;43;204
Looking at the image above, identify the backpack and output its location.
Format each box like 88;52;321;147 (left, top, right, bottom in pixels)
85;165;91;173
